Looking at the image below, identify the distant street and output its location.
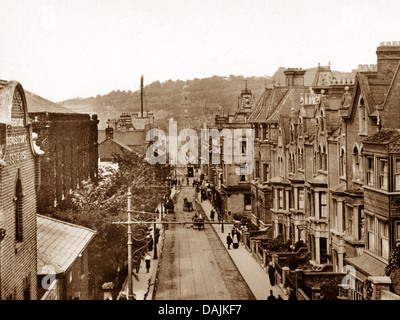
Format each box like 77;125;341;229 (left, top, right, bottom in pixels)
154;183;255;300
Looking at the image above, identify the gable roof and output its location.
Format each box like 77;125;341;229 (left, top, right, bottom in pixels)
25;91;76;114
99;137;134;152
37;214;96;275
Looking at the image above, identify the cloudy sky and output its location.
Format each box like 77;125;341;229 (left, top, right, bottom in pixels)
0;0;399;102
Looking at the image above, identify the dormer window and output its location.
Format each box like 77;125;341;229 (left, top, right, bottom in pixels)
358;98;367;135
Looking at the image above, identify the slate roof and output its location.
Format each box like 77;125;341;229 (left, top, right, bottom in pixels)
362;129;400;145
249;85;309;124
99;137;134;152
37;215;96;275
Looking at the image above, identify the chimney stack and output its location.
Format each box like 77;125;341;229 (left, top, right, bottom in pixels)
105;126;114;140
376;41;400;81
284;68;306;87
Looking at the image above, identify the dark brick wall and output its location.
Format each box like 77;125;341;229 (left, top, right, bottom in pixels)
30;113;99;212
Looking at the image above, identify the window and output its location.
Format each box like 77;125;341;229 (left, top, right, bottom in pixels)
255;125;259;139
378;158;388;190
244;194;251;211
396;221;400;244
264;125;269;140
320;109;326;132
320;192;327;218
278;189;284;210
290;124;295;142
318;146;323;170
15;178;23;242
345;206;353;236
263;163;269;182
322;146;327;171
366;215;375;251
340;148;346;177
241;140;247;154
298;188;304;210
358;98;367;134
366;156;374;187
298;148;303;170
378;219;389;259
278;223;283;235
353;147;360;181
240;167;246;182
395;158;400;191
255;161;260;178
332;199;337;230
278;128;283;147
288;189;292;210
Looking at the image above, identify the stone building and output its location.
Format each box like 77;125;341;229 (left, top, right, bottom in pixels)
214;82;256;220
0;80;44;299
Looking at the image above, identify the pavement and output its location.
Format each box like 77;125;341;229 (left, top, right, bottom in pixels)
196;191;287;300
118;186;178;300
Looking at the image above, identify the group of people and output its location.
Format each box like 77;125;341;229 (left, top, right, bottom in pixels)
226;229;241;249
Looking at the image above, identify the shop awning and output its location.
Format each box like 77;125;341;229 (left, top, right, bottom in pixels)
345;252;387;281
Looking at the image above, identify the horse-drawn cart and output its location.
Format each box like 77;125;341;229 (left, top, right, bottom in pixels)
183;197;194;212
193;217;204;230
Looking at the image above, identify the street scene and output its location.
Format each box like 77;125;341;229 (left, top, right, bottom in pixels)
1;1;400;304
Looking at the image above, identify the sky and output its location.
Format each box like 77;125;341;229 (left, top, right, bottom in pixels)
0;0;399;102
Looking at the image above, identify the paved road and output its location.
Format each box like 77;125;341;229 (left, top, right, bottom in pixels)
155;185;255;300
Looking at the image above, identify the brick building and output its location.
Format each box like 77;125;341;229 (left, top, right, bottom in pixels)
0;80;44;299
27;94;99;212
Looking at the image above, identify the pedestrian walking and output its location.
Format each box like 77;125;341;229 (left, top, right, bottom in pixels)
236;229;241;244
145;254;151;273
226;233;233;249
277;295;283;300
267;290;277;301
232;233;239;249
268;262;276;286
210;209;215;221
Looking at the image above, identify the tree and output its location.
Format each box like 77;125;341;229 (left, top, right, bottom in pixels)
50;151;166;299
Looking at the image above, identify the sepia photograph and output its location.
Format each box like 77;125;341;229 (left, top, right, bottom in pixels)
1;0;400;310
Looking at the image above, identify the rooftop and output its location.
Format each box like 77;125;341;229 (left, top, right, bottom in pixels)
37;214;96;275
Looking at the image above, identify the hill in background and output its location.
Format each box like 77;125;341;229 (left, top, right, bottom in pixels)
59;67;357;130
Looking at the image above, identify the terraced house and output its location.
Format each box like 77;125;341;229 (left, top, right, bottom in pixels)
235;42;400;299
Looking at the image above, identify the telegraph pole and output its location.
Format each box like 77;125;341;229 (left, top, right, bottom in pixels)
126;187;134;300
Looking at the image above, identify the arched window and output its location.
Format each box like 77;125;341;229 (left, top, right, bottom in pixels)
318;145;323;170
15;177;23;242
290;124;295;142
359;98;367;134
353;145;360;181
298;117;304;136
322;146;327;171
320;109;326;132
